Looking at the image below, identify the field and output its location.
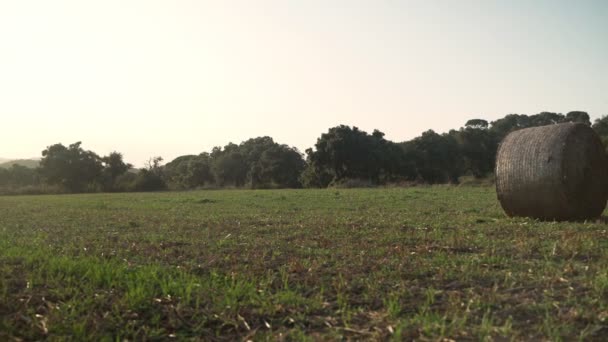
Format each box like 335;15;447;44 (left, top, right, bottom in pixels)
1;187;608;341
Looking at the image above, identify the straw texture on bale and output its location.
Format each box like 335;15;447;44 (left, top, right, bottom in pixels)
495;123;608;221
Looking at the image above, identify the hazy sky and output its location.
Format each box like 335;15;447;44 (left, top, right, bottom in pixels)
1;0;607;166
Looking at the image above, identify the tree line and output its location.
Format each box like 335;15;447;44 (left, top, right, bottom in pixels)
1;111;607;194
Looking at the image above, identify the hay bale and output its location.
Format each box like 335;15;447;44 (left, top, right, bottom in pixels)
495;123;608;221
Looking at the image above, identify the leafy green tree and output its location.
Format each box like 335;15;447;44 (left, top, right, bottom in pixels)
100;152;132;191
489;114;531;141
252;145;305;188
39;142;103;192
489;112;578;142
211;144;248;187
300;148;334;188
403;130;462;183
206;137;305;188
239;137;277;166
452;127;497;177
103;152;131;179
164;155;198;189
399;140;424;181
465;119;489;129
134;157;167;192
564;111;591;125
0;164;39;189
593;115;608;135
592;115;608;153
164;154;214;189
7;164;39;186
113;172;137;192
529;112;563;126
304;125;407;186
0;168;7;187
185;153;214;188
310;126;376;182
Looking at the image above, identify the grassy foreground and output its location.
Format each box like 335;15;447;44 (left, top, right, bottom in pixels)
1;187;608;341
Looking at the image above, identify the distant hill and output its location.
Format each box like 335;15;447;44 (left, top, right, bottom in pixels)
0;159;40;169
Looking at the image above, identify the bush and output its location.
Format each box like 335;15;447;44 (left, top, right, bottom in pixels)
329;178;375;188
113;172;138;192
458;174;495;187
0;184;66;196
133;170;167;192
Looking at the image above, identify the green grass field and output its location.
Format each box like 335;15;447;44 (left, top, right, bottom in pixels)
2;187;608;340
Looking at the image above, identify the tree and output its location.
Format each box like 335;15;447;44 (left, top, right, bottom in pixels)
164;137;304;189
564;111;591;125
0;168;7;187
164;155;198;189
465;119;489;129
593;115;608;136
211;145;248;187
592;115;608;153
303;125;407;187
100;152;132;191
399;140;424;181
164;154;214;189
253;145;305;188
39;142;103;192
452;127;497;177
300;148;334;188
207;137;305;188
529;112;563;126
305;126;377;184
186;153;214;188
0;164;39;189
134;157;167;191
403;130;462;183
489;114;531;141
488;112;578;142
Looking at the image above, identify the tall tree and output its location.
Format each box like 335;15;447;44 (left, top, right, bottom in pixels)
164;154;214;189
489;114;532;141
404;130;462;183
465;119;489;129
592;115;608;152
164;155;198;189
529;112;563;126
304;125;406;186
593;115;608;136
134;157;167;191
253;145;305;188
206;137;305;188
0;164;39;188
186;153;215;188
564;111;591;125
100;152;132;191
452;127;497;178
39;142;103;192
211;144;248;187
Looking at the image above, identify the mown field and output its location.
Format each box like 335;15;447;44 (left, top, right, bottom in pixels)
1;187;608;341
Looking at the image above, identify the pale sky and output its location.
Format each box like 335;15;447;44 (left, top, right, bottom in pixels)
1;0;607;166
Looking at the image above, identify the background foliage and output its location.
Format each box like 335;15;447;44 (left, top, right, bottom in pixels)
1;111;607;194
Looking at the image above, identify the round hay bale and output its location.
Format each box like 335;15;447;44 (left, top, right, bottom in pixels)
495;123;608;221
